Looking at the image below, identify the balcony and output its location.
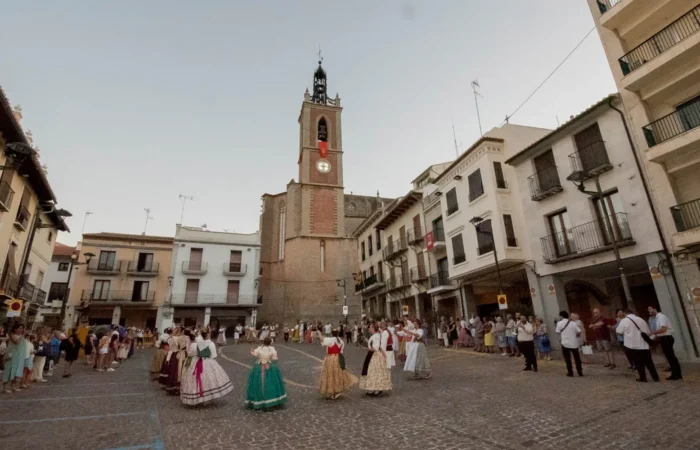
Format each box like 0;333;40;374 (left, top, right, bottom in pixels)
568;141;612;180
14;204;30;231
409;266;428;282
427;271;457;294
0;181;14;212
423;191;441;209
540;213;634;264
35;289;47;305
386;276;407;291
619;6;700;76
528;166;563;201
223;262;248;276
596;0;622;15
82;290;156;303
87;260;122;275
382;238;408;260
18;282;35;302
406;227;424;244
171;293;256;305
671;198;700;248
0;275;18;299
182;261;208;275
126;261;160;276
643;96;700;151
355;273;385;294
429;226;446;251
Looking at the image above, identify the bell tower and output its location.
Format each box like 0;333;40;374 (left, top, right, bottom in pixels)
295;57;345;237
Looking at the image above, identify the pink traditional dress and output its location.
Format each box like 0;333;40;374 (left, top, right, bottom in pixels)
180;339;233;406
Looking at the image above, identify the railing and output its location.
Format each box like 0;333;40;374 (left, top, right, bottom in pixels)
407;227;423;243
82;290;156;302
87;260;122;273
35;289;47;305
433;225;445;242
382;238;407;260
171;293;256;305
429;271;454;289
0;274;18;297
182;261;208;272
596;0;622;15
223;262;247;274
477;243;494;256
453;254;466;265
423;191;441;208
15;204;30;230
355;274;380;292
528;166;562;201
126;261;159;274
18;282;35;302
540;213;632;263
643;96;700;147
619;5;700;76
569;140;612;177
409;266;428;282
671;198;700;232
386;276;406;290
0;181;14;211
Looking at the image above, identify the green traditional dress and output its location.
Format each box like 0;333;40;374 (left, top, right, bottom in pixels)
245;345;286;410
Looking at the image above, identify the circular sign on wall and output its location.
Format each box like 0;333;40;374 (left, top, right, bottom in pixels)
548;284;556;295
530;287;536;297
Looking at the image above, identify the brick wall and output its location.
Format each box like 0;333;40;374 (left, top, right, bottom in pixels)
310;188;338;235
309;151;339;185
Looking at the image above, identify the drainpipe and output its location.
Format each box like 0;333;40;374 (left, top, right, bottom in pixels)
608;98;699;358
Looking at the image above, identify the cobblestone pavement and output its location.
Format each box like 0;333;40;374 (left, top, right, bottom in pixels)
2;342;700;450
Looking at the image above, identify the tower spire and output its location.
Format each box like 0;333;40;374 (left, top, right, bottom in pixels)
312;49;327;104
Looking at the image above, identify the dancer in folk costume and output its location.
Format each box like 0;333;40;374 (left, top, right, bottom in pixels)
180;330;233;405
379;321;395;369
298;321;305;344
319;329;358;399
359;323;393;396
292;322;300;343
216;326;227;346
401;322;432;379
259;324;270;342
165;328;189;395
245;338;287;410
269;324;277;343
159;328;179;386
399;321;416;371
234;324;243;345
150;331;170;381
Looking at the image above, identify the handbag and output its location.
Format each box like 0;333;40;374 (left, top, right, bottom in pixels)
581;345;593;355
627;316;654;346
339;353;346;370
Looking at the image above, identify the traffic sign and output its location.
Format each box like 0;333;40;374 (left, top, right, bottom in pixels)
5;299;23;317
497;294;508;310
342;305;348;316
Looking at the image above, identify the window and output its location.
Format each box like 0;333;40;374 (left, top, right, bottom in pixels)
370;266;375;278
185;279;200;303
227;280;240;304
475;220;494;255
503;215;517;247
446;188;459;215
594;190;630;243
432;216;444;241
368;236;373;256
92;280;111;300
493;162;507;189
451;233;466;264
375;229;381;251
548;210;574;257
15;187;31;229
468;169;484;201
278;206;286;260
47;231;53;243
229;250;242;272
98;251;116;270
132;281;149;301
533;150;560;192
361;242;366;261
377;263;383;281
48;282;68;301
188;248;203;271
137;253;154;272
58;262;69;272
320;240;325;272
574;123;607;173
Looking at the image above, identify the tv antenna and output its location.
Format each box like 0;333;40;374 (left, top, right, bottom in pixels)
471;80;483;137
179;194;194;225
143;208;154;235
81;211;93;235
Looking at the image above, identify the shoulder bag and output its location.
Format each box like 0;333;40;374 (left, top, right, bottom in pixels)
627;316;654;346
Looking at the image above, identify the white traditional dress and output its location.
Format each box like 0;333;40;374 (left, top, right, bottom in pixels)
359;333;392;393
180;339;233;405
216;327;227;346
259;325;270;341
234;325;243;342
381;329;396;369
401;322;418;372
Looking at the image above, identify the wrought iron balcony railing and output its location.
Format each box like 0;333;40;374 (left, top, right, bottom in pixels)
171;293;256;305
428;271;455;289
14;204;30;231
432;225;445;242
409;266;428;282
0;274;18;298
382;238;408;260
355;273;383;293
671;198;700;233
619;5;700;76
223;263;247;275
18;282;35;302
528;166;563;201
182;261;208;273
0;181;14;212
406;227;424;244
540;213;633;263
81;290;156;302
87;260;122;274
568;140;612;179
35;289;47;305
126;261;159;275
643;95;700;147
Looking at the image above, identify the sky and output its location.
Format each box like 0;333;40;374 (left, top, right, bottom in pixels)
0;1;616;245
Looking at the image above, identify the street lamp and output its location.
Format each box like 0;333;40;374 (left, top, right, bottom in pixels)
567;170;632;305
469;216;504;295
59;251;95;327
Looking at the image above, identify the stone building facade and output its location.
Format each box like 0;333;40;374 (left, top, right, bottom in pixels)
258;61;390;324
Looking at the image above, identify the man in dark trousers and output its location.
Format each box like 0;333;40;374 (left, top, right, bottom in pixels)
616;309;659;383
556;311;583;377
648;306;682;381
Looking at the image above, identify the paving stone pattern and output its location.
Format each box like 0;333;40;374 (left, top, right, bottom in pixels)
1;343;699;450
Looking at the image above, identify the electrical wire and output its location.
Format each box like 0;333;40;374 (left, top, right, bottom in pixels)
500;26;596;126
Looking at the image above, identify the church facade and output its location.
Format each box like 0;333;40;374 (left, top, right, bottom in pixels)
258;60;391;324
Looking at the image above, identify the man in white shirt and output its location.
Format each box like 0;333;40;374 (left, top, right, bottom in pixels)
324;322;332;337
515;315;537;372
555;311;583;377
648;307;682;380
616;309;659;382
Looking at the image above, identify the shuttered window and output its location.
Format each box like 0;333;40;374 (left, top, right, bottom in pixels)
451;234;466;264
446;188;459;215
493;162;506;189
468;169;484;201
475;220;494;255
503;215;517;247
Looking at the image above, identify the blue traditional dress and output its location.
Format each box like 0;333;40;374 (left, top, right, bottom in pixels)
245;345;286;410
180;340;233;405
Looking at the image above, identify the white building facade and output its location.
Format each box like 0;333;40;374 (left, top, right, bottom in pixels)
163;225;261;331
35;243;77;328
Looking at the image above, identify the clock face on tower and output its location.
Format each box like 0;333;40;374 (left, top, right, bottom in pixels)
316;159;331;174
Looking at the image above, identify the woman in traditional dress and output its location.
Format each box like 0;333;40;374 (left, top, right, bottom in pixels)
292;322;300;343
304;325;312;344
180;330;233;406
259;324;270;342
216;326;227;346
234;324;243;345
401;324;432;380
457;319;469;348
358;323;392;396
150;332;170;381
165;328;188;395
319;329;357;400
2;323;28;393
245;337;287;410
269;324;277;343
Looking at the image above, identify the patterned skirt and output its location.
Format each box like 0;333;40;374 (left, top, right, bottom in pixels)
359;352;392;392
180;357;233;406
165;351;185;393
150;349;167;380
245;362;287;410
414;342;431;374
319;354;358;395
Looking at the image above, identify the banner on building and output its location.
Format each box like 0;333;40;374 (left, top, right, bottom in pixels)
318;141;328;158
425;231;434;251
5;299;23;317
497;294;508;310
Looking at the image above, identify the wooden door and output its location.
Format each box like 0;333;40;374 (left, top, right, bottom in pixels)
227;281;240;304
413;214;422;240
189;248;203;270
